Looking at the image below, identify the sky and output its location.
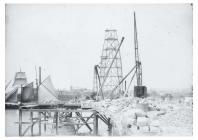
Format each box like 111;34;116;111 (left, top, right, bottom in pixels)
5;4;192;90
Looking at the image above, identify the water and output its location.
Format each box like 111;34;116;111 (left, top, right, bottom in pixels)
6;109;45;136
6;109;19;136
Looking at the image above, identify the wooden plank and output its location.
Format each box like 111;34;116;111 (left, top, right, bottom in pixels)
98;114;108;125
15;119;47;124
85;113;94;122
58;122;93;125
22;109;94;112
22;125;31;136
15;122;31;124
20;104;89;110
103;115;109;121
62;116;94;119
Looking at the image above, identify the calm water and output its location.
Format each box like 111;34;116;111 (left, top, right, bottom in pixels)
5;109;108;136
6;109;46;136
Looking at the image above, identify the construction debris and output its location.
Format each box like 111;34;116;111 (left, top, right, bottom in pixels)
82;96;192;136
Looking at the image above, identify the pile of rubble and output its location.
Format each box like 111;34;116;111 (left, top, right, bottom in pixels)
158;103;192;136
81;96;192;136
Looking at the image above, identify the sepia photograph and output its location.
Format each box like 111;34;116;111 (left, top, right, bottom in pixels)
4;3;193;137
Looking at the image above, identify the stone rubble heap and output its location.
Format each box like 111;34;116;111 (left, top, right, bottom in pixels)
81;96;192;136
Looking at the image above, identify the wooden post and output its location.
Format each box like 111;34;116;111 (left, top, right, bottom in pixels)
19;107;22;136
108;118;112;136
44;112;47;132
56;112;58;135
93;111;98;136
38;112;41;136
30;110;33;136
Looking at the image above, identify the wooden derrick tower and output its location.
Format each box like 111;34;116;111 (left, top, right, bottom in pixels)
93;12;147;100
93;30;124;100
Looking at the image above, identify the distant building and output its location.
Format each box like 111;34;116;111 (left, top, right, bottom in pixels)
57;90;74;101
57;87;94;101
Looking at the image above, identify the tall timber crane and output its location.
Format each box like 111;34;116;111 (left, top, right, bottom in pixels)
134;12;142;86
133;12;147;97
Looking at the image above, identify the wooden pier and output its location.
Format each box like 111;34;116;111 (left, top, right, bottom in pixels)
18;103;112;136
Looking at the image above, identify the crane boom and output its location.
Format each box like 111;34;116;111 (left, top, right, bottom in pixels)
134;12;142;86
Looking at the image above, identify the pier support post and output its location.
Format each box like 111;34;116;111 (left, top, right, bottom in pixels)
56;112;59;135
93;111;98;136
30;110;33;136
108;118;112;136
38;112;41;136
19;107;22;136
44;112;47;132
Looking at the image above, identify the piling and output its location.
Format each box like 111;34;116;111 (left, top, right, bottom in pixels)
108;118;112;136
30;110;33;136
93;111;98;135
19;106;22;136
55;112;59;135
44;112;47;132
38;112;41;136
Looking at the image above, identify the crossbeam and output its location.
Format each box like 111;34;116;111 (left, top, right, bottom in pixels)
75;112;92;132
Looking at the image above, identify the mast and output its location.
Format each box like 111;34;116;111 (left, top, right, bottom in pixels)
39;66;41;86
35;66;38;87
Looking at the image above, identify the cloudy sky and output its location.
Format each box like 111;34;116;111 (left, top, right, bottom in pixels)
5;4;192;90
